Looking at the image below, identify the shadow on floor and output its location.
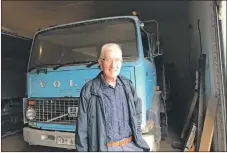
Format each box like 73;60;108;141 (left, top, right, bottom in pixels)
159;110;183;151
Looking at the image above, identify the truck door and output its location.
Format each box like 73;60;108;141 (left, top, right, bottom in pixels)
140;28;156;109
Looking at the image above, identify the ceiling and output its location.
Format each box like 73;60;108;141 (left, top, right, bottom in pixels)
2;1;188;38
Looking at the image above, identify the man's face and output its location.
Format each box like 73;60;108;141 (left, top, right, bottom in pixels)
98;48;122;79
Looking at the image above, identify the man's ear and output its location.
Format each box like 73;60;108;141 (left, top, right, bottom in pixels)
98;59;103;70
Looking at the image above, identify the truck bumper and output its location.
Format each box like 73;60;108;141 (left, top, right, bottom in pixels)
23;127;76;149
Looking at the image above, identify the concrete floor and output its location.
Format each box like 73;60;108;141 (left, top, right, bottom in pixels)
159;126;182;151
1;132;71;152
1;127;181;152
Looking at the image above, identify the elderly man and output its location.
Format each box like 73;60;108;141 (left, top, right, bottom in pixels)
75;43;150;152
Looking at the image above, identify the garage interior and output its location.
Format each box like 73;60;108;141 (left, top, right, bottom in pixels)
1;1;226;152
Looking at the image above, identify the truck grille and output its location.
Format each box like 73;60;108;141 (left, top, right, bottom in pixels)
33;98;79;124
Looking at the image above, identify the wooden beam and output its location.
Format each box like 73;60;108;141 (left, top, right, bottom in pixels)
199;96;218;151
181;92;198;139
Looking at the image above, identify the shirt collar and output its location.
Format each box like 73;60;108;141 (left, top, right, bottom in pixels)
100;72;123;88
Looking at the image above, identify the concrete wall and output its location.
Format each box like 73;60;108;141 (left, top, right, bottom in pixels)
188;0;225;105
188;1;215;98
1;34;31;99
159;20;191;95
158;19;194;121
155;1;224;129
1;70;27;99
188;1;226;150
220;1;226;72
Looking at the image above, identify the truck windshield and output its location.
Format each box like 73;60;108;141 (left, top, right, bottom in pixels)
28;19;138;70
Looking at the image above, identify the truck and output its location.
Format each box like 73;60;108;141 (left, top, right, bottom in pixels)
22;15;171;151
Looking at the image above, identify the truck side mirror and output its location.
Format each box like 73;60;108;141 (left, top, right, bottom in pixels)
141;20;163;57
149;34;163;57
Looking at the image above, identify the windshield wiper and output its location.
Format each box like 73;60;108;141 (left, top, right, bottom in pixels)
53;60;96;70
86;61;98;68
28;64;59;72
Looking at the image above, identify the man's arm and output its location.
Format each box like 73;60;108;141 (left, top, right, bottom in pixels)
75;88;88;151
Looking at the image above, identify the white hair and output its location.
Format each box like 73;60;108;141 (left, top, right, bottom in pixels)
99;43;122;59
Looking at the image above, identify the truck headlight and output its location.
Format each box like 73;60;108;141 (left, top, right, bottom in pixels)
26;107;36;120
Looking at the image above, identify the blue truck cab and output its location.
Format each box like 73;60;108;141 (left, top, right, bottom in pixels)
23;15;166;150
